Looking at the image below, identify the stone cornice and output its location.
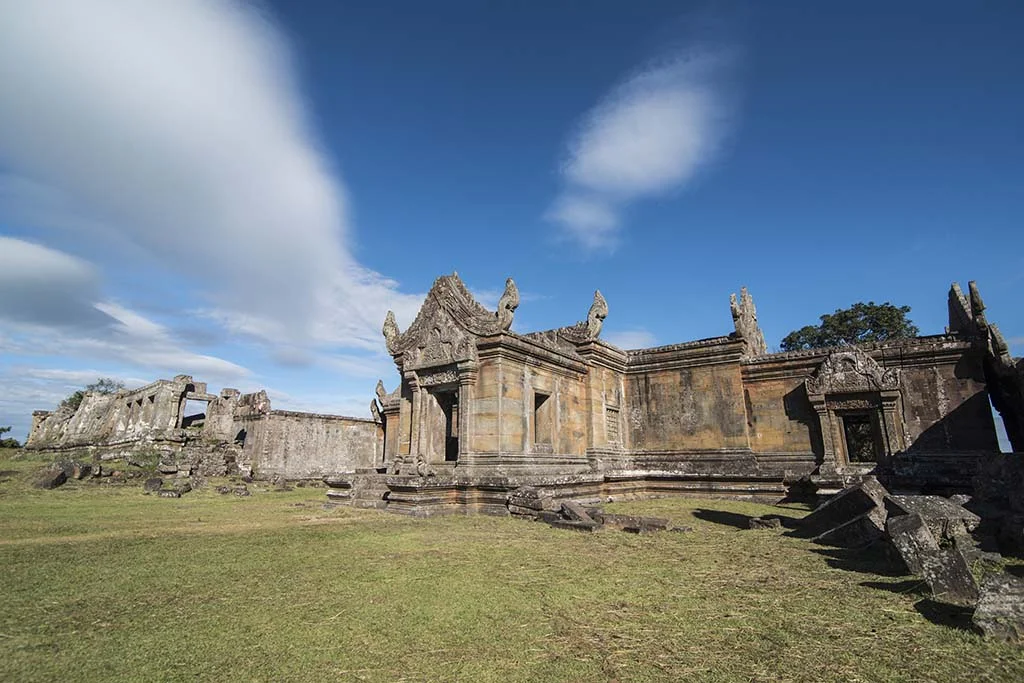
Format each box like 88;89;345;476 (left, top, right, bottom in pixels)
625;335;744;373
476;332;588;376
741;335;976;382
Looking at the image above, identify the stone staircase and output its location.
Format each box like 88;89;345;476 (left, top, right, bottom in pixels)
325;470;390;510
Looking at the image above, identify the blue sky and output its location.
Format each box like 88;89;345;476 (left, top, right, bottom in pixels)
1;1;1022;441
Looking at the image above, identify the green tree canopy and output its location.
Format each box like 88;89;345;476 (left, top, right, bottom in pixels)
60;378;127;412
780;301;919;352
0;425;19;448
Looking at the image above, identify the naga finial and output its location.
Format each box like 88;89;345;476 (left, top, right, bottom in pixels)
587;290;608;339
375;379;388;402
730;286;767;356
495;277;520;331
382;310;401;354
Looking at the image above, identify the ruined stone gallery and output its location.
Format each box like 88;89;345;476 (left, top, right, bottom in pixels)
26;275;1022;514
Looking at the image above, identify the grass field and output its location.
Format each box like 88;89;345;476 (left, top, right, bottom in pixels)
1;451;1022;682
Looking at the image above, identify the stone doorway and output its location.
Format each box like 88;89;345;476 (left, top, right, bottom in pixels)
424;388;459;463
839;411;882;464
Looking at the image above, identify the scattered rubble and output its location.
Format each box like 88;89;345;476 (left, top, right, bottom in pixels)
973;573;1024;643
34;467;67;490
798;476;1023;640
507;489;682;535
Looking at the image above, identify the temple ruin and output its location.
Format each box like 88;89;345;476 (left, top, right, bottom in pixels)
25;274;1022;515
339;274;1018;514
26;375;383;479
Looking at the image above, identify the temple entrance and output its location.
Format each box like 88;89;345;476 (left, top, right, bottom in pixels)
840;412;882;464
425;388;459;463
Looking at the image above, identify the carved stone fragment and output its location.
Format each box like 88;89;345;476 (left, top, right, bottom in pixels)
495;277;519;331
730;286;768;357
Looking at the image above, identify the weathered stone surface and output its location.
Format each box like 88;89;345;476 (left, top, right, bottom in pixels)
157;463;178;474
973;573;1024;642
886;495;980;543
143;478;163;493
507;486;558;513
158;489;181;499
797;476;888;540
561;501;595;524
175;481;192;495
749;516;783;530
35;468;67;489
812;506;888;547
233;486;251;497
919;547;980;606
887;513;939;575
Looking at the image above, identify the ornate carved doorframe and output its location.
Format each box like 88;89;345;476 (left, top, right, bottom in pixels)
805;349;906;476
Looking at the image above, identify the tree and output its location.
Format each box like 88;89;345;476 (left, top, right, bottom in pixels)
60;377;126;412
780;301;919;352
0;426;20;448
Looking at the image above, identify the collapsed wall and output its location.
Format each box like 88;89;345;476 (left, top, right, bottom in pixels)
26;376;383;479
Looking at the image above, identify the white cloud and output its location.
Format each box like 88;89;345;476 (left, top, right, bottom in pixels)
549;50;735;250
0;0;413;353
0;236;114;329
603;329;658;350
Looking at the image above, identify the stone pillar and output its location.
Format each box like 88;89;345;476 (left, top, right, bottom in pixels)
457;364;477;457
811;398;840;477
408;373;422;463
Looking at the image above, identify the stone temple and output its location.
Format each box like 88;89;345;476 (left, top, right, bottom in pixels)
26;274;1023;515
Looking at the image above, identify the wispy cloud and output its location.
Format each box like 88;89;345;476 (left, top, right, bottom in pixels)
0;0;416;355
548;47;737;251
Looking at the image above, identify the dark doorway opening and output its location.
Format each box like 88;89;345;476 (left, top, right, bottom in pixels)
436;391;459;462
841;413;880;463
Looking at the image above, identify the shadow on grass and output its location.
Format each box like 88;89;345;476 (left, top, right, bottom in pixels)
691;509;753;529
692;509;803;530
809;544;907;577
913;599;977;632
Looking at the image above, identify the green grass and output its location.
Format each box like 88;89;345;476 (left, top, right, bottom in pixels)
1;450;1022;682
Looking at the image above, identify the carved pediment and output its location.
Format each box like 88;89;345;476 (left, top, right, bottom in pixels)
386;273;508;368
806;348;900;396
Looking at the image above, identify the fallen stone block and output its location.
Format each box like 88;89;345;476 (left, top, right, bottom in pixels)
796;476;888;539
561;501;595;524
507;486;558;512
886;494;980;543
71;462;92;480
973;573;1024;642
749;516;783;530
811;506;887;548
919;547;980;607
175;482;192;495
233;486;250;497
158;490;181;499
508;504;543;517
143;477;163;493
887;513;938;575
35;468;67;490
157;463;178;474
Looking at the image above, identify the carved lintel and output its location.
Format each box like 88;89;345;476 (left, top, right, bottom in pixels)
805;349;900;396
417;365;460;387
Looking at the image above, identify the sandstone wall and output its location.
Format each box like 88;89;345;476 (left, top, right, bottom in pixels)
243;410;382;479
624;338;749;453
